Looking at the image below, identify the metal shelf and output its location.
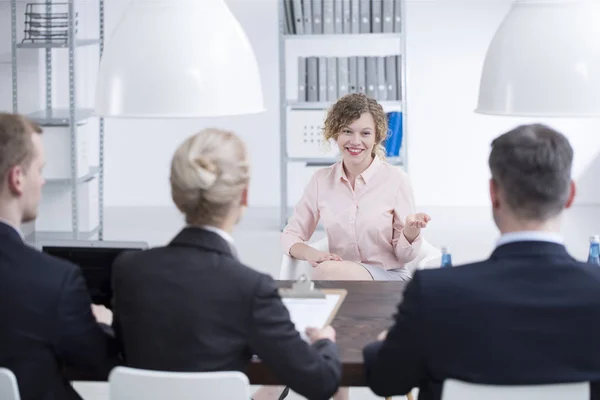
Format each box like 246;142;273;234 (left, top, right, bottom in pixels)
11;0;105;240
288;101;402;112
26;225;100;242
17;38;101;49
45;166;99;185
284;33;401;41
26;108;94;126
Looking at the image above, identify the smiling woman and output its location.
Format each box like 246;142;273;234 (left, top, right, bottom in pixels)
281;93;431;283
323;93;388;168
280;94;430;400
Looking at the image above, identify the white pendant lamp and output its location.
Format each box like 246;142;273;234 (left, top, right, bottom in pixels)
94;0;265;118
476;0;600;117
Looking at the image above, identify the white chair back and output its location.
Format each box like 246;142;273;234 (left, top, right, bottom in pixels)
0;368;20;400
109;366;250;400
279;236;442;280
441;379;590;400
404;238;443;275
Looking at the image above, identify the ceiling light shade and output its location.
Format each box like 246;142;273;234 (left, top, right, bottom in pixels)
95;0;265;118
476;0;600;117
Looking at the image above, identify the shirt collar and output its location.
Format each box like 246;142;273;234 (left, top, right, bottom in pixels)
0;219;23;240
199;225;235;245
496;231;563;248
335;155;382;184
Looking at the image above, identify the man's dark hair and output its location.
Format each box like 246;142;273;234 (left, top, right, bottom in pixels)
488;123;573;221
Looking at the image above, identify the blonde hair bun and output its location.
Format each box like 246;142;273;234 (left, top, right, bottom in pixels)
170;128;250;226
191;156;219;190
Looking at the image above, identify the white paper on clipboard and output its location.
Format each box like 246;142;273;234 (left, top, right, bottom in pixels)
282;294;342;342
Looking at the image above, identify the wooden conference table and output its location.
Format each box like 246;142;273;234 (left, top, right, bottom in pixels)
247;280;407;387
68;280;407;389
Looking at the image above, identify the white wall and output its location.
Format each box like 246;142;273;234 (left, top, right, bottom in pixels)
405;0;600;208
2;0;600;209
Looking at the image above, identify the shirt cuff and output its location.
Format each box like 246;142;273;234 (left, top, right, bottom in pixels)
400;230;422;247
393;230;423;265
281;234;304;256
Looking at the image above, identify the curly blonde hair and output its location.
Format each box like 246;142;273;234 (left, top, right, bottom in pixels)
323;93;388;160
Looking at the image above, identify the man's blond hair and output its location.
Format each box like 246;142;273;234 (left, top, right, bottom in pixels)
0;113;43;187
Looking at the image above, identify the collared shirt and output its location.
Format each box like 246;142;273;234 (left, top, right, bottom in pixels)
496;230;564;248
200;224;235;245
199;224;239;260
0;219;23;240
281;156;421;270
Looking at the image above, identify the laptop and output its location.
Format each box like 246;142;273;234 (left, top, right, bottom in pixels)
38;240;148;308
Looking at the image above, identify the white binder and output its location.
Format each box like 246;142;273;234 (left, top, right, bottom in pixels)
337;57;349;97
376;56;387;100
292;0;304;34
348;56;358;94
383;0;394;33
396;55;402;100
385;55;397;101
357;56;366;94
323;0;335;34
313;0;323;34
307;56;319;101
327;57;338;101
371;0;383;33
350;0;360;33
334;0;343;33
318;56;327;101
366;56;377;98
303;0;314;34
284;0;295;34
359;0;371;33
298;56;307;102
393;0;401;32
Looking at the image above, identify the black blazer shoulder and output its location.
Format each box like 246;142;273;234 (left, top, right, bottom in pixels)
0;222;115;400
112;227;341;400
364;241;600;400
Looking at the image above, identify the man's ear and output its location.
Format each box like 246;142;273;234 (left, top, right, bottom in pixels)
6;165;24;196
489;178;500;210
565;180;576;209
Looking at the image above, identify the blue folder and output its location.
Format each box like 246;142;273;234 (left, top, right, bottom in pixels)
385;112;403;157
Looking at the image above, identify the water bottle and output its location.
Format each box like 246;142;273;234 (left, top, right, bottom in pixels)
588;235;600;265
441;246;452;268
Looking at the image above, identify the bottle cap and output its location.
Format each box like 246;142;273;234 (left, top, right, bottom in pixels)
591;235;600;243
441;246;449;253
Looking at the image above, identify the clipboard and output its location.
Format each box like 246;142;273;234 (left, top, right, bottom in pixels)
279;275;347;336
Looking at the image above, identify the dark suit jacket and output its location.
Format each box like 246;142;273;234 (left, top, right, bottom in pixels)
364;241;600;400
0;222;115;400
112;227;341;400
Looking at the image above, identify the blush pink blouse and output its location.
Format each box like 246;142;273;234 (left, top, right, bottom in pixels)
281;156;422;271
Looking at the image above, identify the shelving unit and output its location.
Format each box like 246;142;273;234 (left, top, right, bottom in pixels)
11;0;105;241
278;0;408;229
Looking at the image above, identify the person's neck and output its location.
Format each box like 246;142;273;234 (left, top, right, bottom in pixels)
498;215;561;235
191;215;237;235
0;202;22;231
343;155;374;183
